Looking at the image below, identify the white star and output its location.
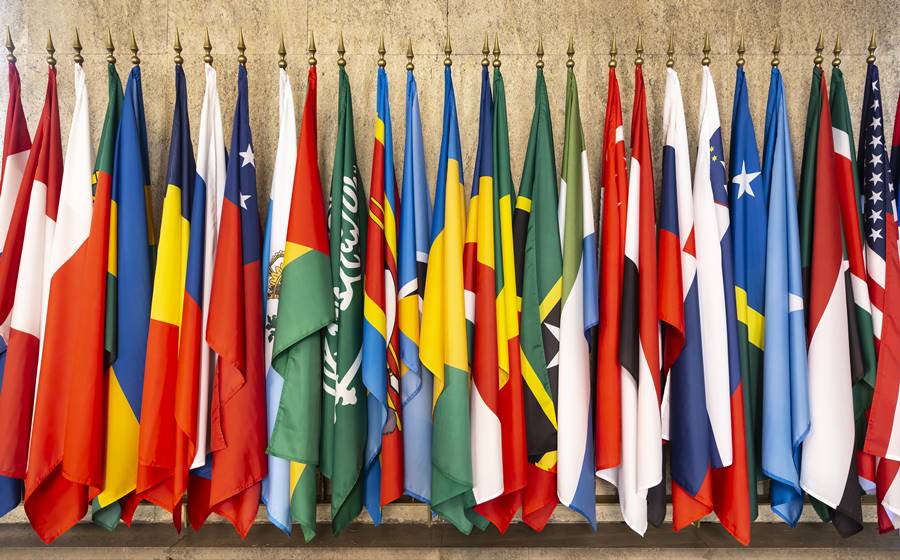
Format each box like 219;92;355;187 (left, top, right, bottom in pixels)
869;228;883;242
240;193;251;209
870;135;884;149
870;116;882;130
545;323;560;369
870;153;883;167
872;79;879;91
870;190;883;204
239;144;255;168
870;172;883;186
732;160;761;199
869;209;882;223
872;99;881;111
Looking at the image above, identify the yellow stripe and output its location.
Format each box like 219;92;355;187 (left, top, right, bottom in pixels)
735;286;765;350
149;185;187;326
476;176;495;269
375;118;385;144
515;195;532;214
521;349;557;430
539;278;562;322
384;197;398;262
364;292;387;337
95;369;140;507
289;462;306;496
284;241;312;268
535;450;558;471
107;201;118;277
464;193;480;245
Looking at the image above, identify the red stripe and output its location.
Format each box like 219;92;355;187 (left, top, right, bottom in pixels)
711;385;751;546
876;458;900;533
0;328;38;478
522;464;557;532
1;62;31;188
658;229;685;374
672;474;712;531
173;293;203;526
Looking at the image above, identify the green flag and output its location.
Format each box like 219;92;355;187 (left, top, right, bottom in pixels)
321;65;367;535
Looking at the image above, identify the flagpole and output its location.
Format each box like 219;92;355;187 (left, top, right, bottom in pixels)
278;32;286;69
130;30;139;66
203;28;213;65
567;34;574;68
73;28;83;65
106;28;116;64
736;32;745;67
47;30;56;67
493;33;500;67
339;30;346;67
867;29;876;63
771;33;780;67
536;36;544;69
635;30;644;66
308;30;316;67
814;31;824;67
666;33;675;68
5;26;15;63
405;37;412;71
482;32;489;67
237;27;246;66
378;33;386;67
444;31;451;67
701;31;710;66
174;28;183;66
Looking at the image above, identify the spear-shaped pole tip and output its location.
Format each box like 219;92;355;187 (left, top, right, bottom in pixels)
701;31;711;66
405;37;413;71
867;29;877;64
536;36;544;69
105;28;116;64
771;32;780;67
443;32;452;66
832;34;842;67
73;27;84;65
174;28;183;65
307;30;316;66
608;31;617;68
278;32;287;69
129;29;140;65
378;33;386;67
338;30;346;67
666;33;675;68
203;28;213;64
5;26;14;64
481;32;489;66
566;34;575;68
237;28;247;65
814;30;824;66
46;30;56;67
493;33;501;68
635;30;644;66
736;32;745;66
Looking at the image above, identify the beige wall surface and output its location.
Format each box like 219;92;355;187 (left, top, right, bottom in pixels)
1;0;898;227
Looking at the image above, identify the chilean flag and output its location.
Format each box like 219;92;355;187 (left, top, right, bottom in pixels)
190;63;266;538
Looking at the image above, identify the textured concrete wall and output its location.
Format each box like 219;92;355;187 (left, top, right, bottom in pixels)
1;0;899;228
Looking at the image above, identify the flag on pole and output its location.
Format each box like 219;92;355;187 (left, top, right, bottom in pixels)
362;64;403;523
760;64;810;528
595;61;626;486
614;60;663;535
0;65;60;498
24;60;86;544
858;58;900;533
798;66;864;538
92;65;155;530
465;63;503;508
512;65;560;532
322;62;366;536
420;62;475;535
729;61;764;523
474;60;528;534
398;57;432;505
556;60;598;530
831;67;877;506
136;62;195;524
261;63;298;535
191;63;266;538
62;62;122;508
0;50;30;516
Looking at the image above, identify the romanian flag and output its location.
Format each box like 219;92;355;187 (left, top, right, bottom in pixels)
135;62;196;524
93;64;155;530
0;48;30;516
420;63;475;534
24;60;92;543
192;63;266;538
362;64;403;523
265;64;331;542
511;63;560;532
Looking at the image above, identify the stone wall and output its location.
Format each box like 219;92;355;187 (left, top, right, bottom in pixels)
1;0;898;229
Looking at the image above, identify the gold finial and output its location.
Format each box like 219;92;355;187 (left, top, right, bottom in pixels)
46;30;56;68
635;31;644;66
814;31;824;66
493;33;500;68
308;30;317;66
832;34;841;67
338;31;346;67
608;32;617;68
405;37;413;71
481;32;489;66
129;30;140;65
378;33;386;67
73;28;84;65
105;28;116;64
867;29;876;64
536;36;544;69
237;28;247;65
174;28;183;65
566;34;574;68
278;33;286;69
5;26;14;64
443;32;452;66
203;28;213;64
771;33;780;67
666;33;675;68
701;32;710;66
736;32;745;67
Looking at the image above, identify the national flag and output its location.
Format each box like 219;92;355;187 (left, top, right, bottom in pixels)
465;63;503;508
191;63;266;538
0;65;60;501
135;62;195;525
595;60;626;486
25;60;87;544
61;62;122;507
265;63;331;542
261;62;298;535
685;63;750;545
730;62;764;524
398;56;432;505
613;60;662;535
362;64;403;523
511;64;560;532
321;62;366;535
798;66;863;538
859;58;900;533
420;63;475;534
556;62;597;530
0;50;30;516
92;64;155;530
760;64;810;528
474;60;528;534
831;66;877;505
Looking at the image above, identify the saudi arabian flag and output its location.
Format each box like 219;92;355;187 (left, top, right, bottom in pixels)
321;64;367;535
